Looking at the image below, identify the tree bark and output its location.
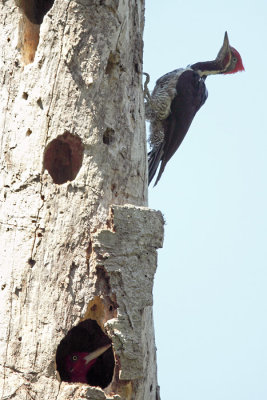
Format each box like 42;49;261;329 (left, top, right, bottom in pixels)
0;1;164;399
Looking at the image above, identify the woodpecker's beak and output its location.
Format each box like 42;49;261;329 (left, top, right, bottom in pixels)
215;31;231;67
84;344;111;364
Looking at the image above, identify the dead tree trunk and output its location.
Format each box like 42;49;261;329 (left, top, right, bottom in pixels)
0;1;164;399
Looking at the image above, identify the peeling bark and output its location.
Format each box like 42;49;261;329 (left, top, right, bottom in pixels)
0;1;164;399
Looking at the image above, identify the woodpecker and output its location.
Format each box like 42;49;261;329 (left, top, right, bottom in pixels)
56;319;115;389
145;32;244;186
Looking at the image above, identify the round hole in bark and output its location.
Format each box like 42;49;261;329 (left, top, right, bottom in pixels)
56;319;115;389
43;132;84;184
19;0;54;25
37;98;43;109
28;258;36;267
103;128;115;145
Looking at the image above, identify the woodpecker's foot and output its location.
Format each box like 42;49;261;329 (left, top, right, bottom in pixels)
143;72;151;102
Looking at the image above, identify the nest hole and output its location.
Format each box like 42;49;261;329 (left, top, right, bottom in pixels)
56;319;115;389
19;0;54;25
17;0;54;64
43;132;84;185
103;128;115;145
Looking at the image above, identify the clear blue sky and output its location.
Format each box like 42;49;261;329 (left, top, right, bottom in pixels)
144;1;267;399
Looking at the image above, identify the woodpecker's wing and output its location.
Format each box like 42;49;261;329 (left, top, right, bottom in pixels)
147;68;186;185
145;68;185;126
149;69;208;186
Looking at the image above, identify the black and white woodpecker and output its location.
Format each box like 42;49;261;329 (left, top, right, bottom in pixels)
145;32;244;186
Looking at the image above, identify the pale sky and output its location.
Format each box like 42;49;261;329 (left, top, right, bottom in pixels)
144;1;267;399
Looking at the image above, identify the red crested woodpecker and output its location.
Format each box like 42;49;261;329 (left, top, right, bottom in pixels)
56;319;114;389
145;32;244;186
64;344;111;384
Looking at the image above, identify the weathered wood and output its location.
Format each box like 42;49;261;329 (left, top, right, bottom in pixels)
0;1;164;399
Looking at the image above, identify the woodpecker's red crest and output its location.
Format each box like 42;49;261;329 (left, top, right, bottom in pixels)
65;352;95;383
215;32;244;74
224;47;245;74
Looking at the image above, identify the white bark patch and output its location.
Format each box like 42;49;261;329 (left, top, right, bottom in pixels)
0;0;164;399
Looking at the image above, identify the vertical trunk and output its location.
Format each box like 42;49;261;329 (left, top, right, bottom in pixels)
0;1;164;399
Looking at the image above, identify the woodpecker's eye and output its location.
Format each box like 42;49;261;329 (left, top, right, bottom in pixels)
72;355;78;361
233;57;237;62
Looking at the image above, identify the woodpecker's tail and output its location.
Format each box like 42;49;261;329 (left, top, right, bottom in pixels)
148;145;164;186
